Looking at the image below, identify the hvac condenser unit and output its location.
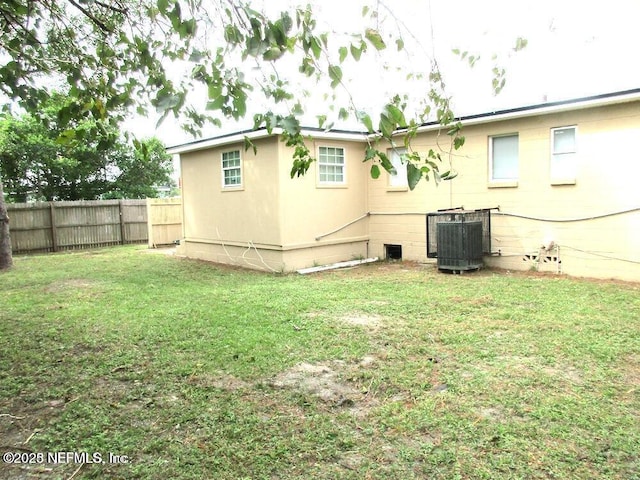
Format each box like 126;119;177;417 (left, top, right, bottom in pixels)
436;221;483;272
426;208;492;273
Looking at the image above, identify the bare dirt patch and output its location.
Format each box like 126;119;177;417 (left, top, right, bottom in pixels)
270;362;358;404
44;278;97;293
338;313;383;328
269;360;378;416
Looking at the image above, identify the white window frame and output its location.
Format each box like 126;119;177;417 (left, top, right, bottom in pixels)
550;126;577;185
388;148;408;189
317;146;346;186
489;133;519;185
221;150;242;189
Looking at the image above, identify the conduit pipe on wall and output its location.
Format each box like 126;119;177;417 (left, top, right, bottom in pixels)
494;207;640;223
314;211;430;241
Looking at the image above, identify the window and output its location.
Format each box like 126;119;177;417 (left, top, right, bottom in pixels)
318;146;345;184
222;150;242;188
388;148;408;188
490;134;519;182
551;126;577;184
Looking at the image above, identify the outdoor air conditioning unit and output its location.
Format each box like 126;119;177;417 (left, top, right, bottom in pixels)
426;208;492;273
436;220;483;272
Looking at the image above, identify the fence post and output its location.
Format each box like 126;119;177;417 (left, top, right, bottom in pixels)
118;200;126;245
49;202;59;252
146;198;154;248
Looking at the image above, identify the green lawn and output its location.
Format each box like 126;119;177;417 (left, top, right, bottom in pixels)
1;246;638;479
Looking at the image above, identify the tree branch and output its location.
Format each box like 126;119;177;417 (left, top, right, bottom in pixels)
67;0;111;33
94;0;128;15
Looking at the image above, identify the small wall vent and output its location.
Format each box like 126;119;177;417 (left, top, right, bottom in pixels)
385;244;402;260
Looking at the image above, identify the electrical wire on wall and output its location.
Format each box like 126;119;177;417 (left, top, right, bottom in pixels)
492;206;640;265
493;206;640;223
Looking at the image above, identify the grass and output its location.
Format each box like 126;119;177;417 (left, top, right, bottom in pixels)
0;245;639;479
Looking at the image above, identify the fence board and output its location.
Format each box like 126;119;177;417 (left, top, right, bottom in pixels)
7;199;152;254
147;198;183;247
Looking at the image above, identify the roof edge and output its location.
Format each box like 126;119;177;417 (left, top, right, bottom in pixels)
167;88;640;154
166;126;368;155
408;87;640;135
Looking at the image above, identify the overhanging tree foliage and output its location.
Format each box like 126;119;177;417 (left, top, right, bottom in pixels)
0;0;522;269
0;94;173;201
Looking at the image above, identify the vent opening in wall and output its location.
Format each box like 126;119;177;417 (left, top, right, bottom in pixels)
385;244;402;260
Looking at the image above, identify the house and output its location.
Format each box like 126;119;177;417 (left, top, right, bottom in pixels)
167;89;640;282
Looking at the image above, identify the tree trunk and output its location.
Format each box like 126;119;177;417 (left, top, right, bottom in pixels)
0;179;13;270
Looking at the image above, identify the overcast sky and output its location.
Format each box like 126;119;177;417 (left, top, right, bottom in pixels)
126;0;640;146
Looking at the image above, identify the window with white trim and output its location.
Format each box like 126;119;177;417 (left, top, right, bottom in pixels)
318;146;345;184
221;150;242;188
388;148;408;188
551;126;577;183
490;134;519;182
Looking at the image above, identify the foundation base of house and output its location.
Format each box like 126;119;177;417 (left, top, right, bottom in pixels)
177;239;370;273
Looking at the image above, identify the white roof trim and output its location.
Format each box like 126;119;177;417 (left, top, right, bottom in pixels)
167;127;368;155
410;89;640;135
168;89;640;154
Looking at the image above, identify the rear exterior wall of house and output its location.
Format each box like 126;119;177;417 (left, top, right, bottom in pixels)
178;135;370;272
367;101;640;282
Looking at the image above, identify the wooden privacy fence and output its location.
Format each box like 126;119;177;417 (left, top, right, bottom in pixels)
147;197;183;248
7;199;182;254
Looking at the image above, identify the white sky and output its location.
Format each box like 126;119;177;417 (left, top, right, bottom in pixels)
125;0;640;147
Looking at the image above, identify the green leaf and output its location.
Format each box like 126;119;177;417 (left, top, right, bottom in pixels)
206;96;225;111
157;0;170;14
263;47;284;61
385;104;406;127
364;147;377;161
396;38;405;51
291;102;304;116
379;114;394;139
207;82;221;100
244;136;257;155
279;115;300;136
310;37;322;59
328;65;343;88
338;46;348;63
56;129;76;145
356;111;374;133
350;43;363;61
280;12;293;32
514;37;528;51
378;152;395;174
338;107;349;121
407;162;422;190
365;29;386;50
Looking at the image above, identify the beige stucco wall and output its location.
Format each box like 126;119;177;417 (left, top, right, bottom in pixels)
368;101;640;282
178;136;285;269
276;138;370;270
177;100;639;281
178;135;369;272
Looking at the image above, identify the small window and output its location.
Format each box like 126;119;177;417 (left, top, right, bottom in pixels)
318;146;345;184
222;150;242;188
489;134;519;182
388;148;408;188
551;126;577;184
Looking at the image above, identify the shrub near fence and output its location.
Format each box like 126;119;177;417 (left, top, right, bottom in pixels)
7;199;149;254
